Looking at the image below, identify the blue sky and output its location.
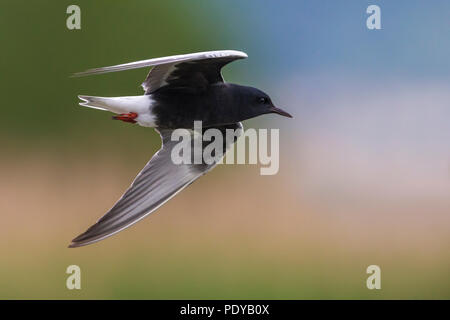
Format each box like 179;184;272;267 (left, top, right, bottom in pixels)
213;0;450;80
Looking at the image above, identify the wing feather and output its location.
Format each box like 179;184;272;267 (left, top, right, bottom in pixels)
72;50;248;94
69;122;243;248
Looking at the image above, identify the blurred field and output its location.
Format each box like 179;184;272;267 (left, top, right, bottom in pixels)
0;151;448;299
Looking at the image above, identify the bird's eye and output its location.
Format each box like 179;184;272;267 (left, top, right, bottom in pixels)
259;97;268;104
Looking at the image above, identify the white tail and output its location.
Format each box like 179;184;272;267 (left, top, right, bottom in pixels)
78;95;152;114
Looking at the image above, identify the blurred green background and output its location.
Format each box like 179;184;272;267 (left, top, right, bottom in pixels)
0;0;449;299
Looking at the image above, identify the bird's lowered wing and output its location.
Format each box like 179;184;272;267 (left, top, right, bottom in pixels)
69;122;243;248
72;50;248;94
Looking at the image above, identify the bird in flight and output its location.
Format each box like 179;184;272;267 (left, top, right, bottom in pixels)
70;50;292;248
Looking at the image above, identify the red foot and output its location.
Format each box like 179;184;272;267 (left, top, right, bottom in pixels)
112;112;138;124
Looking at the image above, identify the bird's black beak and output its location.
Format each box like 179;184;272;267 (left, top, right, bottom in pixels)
270;106;293;118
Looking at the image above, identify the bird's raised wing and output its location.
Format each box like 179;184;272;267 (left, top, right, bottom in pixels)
72;50;248;94
69;122;243;248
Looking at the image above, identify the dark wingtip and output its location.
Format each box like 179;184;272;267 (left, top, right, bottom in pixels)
70;71;89;78
68;240;89;248
68;233;88;248
70;69;104;78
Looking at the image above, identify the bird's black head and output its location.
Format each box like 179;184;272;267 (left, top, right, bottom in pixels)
236;85;293;120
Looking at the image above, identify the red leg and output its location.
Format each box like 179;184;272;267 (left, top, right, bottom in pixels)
112;112;138;124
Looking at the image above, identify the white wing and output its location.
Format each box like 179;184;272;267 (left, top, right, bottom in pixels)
72;50;248;94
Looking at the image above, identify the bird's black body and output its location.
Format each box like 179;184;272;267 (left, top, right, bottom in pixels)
151;83;276;129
